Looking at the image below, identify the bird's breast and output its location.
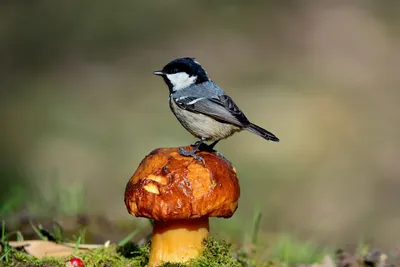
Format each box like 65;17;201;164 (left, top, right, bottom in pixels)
169;98;241;141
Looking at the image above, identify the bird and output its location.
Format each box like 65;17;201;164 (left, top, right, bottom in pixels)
154;57;279;162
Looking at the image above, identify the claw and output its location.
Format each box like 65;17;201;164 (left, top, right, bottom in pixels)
179;147;191;156
179;147;205;164
193;154;205;164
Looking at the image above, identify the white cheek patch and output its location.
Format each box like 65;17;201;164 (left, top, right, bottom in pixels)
166;72;197;91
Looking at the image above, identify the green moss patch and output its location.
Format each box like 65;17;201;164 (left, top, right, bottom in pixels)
159;238;243;267
4;238;251;267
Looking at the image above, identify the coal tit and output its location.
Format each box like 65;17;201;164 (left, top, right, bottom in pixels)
154;57;279;162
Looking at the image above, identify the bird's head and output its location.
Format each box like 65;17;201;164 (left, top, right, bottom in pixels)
154;57;209;92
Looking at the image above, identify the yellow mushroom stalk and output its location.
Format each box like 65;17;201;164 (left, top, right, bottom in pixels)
149;218;209;265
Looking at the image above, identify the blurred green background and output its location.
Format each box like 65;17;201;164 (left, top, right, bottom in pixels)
1;0;399;249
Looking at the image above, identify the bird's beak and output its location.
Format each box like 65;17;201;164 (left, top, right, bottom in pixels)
153;70;165;76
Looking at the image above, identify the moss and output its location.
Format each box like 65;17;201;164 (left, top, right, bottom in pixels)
77;244;150;266
4;238;247;267
191;238;243;267
159;238;243;267
10;252;65;266
8;243;150;267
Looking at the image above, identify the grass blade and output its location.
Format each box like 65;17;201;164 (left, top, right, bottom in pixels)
5;231;25;242
73;235;82;256
251;209;262;245
29;221;47;241
16;231;24;242
1;220;5;242
118;229;141;247
0;247;12;261
52;221;65;243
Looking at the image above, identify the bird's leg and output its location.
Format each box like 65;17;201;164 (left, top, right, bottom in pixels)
190;140;203;148
208;140;219;150
198;140;219;152
198;140;226;159
179;140;205;163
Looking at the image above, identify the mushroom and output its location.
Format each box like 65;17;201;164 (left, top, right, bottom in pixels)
124;147;240;267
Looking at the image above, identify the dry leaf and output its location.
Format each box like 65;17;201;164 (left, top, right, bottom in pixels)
9;240;88;258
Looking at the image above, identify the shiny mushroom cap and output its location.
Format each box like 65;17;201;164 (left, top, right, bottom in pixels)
124;147;240;221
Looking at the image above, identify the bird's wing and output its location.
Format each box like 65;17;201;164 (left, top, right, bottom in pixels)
174;94;250;127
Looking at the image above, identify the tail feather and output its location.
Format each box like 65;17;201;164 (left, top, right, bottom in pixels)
246;123;279;142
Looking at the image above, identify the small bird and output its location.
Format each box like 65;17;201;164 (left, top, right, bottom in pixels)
154;57;279;162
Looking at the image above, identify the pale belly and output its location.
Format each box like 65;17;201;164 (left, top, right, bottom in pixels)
170;99;241;141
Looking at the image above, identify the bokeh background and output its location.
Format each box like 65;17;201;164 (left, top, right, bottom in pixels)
1;0;399;250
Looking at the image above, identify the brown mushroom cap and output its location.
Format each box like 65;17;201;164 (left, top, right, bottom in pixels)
124;147;240;221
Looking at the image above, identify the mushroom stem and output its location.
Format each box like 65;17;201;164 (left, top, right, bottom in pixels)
148;217;209;267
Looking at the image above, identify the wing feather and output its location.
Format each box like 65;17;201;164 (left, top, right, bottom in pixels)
174;94;250;127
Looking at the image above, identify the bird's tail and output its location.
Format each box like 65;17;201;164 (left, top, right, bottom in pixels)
246;123;280;142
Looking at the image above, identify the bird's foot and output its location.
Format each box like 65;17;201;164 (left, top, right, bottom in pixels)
190;141;202;148
179;147;205;164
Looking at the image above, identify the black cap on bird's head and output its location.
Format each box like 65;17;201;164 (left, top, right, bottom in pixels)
154;57;209;92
